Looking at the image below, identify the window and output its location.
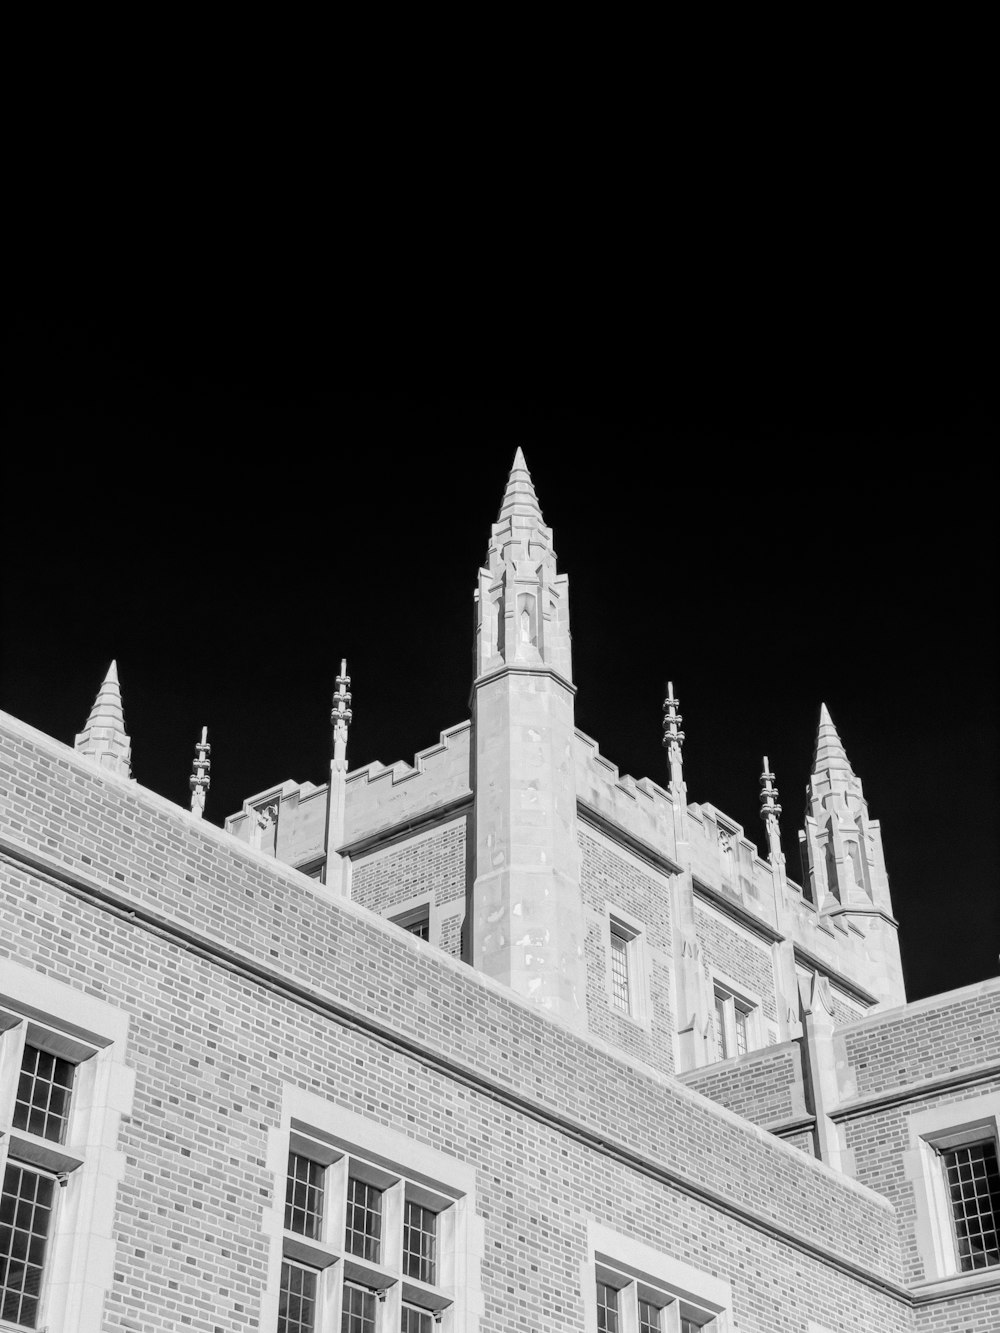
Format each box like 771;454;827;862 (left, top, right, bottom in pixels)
586;1222;730;1333
605;909;649;1025
940;1137;1000;1271
609;924;632;1014
906;1095;1000;1286
385;896;435;946
390;905;430;942
269;1107;472;1331
712;985;756;1061
0;958;133;1333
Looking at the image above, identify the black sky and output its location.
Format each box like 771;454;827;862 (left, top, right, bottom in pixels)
3;321;996;1003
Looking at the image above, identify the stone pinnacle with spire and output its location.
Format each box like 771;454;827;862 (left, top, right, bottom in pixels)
74;660;132;778
189;726;211;818
662;681;685;790
331;659;352;766
324;659;352;893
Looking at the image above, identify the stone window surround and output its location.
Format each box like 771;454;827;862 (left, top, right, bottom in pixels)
582;1219;731;1332
0;957;134;1333
904;1091;1000;1294
604;904;652;1029
709;967;764;1064
262;1084;483;1333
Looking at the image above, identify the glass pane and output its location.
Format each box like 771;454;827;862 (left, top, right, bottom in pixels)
0;1163;55;1329
403;1200;437;1284
278;1261;317;1333
12;1046;75;1144
596;1280;620;1333
610;929;631;1013
345;1178;382;1264
943;1140;1000;1271
285;1154;324;1239
341;1282;377;1333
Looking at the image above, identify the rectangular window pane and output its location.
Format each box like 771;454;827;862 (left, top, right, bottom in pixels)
734;1004;749;1057
610;927;631;1013
401;1305;434;1333
278;1261;317;1333
345;1178;382;1264
681;1320;702;1333
943;1139;1000;1271
403;1200;437;1284
639;1297;664;1331
341;1282;376;1333
0;1163;56;1329
714;993;728;1059
13;1045;75;1144
285;1154;324;1239
596;1280;620;1333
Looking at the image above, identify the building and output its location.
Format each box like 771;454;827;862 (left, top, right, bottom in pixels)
0;450;997;1332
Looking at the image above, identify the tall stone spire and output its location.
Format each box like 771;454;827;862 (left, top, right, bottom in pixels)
74;661;132;778
798;702;903;1005
475;449;572;683
472;451;586;1031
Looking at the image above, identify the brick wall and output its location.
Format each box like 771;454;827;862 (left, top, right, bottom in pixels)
695;901;778;1023
681;1041;808;1129
0;715;918;1331
579;827;675;1077
350;815;466;957
840;987;1000;1097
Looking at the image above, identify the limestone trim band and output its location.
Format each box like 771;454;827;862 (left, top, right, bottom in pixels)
0;834;915;1309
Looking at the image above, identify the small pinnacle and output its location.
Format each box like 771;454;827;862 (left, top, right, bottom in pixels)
760;756;782;820
497;448;544;523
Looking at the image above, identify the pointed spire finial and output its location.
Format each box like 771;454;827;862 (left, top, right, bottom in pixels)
497;448;544;523
75;660;132;778
189;726;211;818
813;702;852;774
332;659;352;732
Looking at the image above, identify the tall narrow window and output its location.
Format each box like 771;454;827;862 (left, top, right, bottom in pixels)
345;1177;382;1264
403;1201;437;1283
942;1139;1000;1271
401;1306;434;1333
13;1045;75;1144
734;1002;750;1057
285;1153;324;1240
277;1260;318;1333
0;1163;56;1329
341;1282;376;1333
714;991;728;1059
596;1280;620;1332
609;924;632;1014
639;1297;664;1331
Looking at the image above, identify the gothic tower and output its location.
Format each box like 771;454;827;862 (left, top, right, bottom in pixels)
799;704;904;1005
471;450;587;1031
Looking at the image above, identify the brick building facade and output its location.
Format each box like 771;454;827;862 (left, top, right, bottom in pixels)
0;452;996;1330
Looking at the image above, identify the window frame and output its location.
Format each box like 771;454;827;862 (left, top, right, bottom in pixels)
0;957;134;1333
264;1085;483;1333
710;978;760;1062
584;1221;731;1333
905;1094;1000;1290
604;906;651;1028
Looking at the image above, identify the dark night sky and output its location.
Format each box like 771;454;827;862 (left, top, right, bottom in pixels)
3;321;996;1003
